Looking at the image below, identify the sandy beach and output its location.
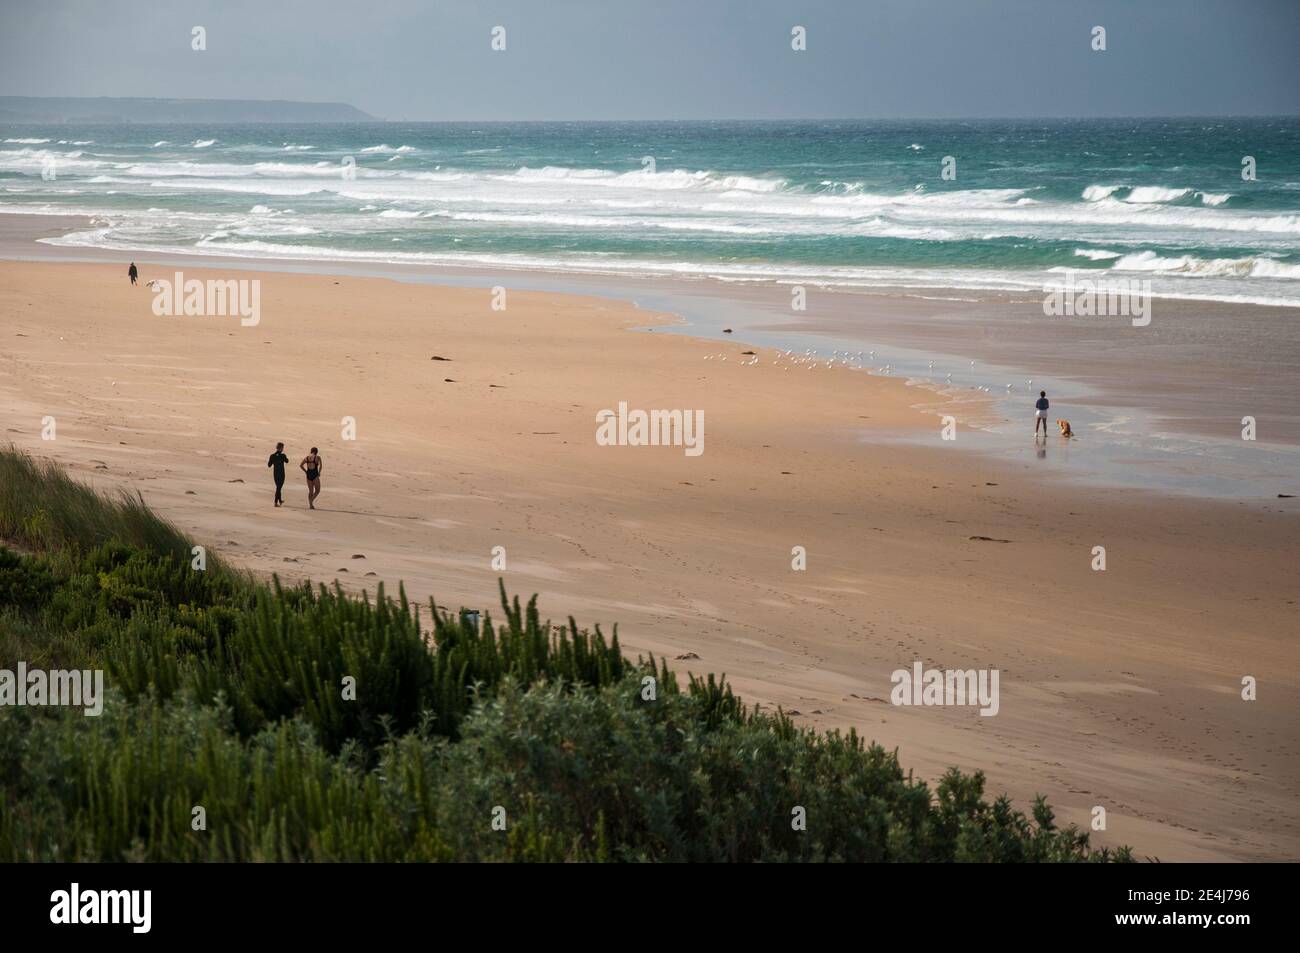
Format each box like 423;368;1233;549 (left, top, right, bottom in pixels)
2;255;1297;861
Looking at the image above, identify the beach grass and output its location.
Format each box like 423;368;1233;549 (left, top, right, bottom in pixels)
0;443;203;563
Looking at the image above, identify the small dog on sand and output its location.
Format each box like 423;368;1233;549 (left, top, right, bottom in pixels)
1057;419;1074;437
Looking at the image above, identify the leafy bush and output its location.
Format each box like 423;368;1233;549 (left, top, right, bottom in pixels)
0;546;57;611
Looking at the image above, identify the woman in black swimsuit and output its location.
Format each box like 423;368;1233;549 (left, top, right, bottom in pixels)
300;447;322;509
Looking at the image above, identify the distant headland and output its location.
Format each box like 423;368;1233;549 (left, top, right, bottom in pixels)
0;96;377;123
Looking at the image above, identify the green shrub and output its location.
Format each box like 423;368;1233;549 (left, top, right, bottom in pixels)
0;546;57;611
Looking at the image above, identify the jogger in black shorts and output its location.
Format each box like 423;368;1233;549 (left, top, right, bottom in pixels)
268;442;289;507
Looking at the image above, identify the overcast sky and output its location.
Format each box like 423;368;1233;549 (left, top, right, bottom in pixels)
1;0;1297;120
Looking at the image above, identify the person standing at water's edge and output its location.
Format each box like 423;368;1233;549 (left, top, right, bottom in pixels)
301;447;322;509
1034;390;1050;437
267;442;289;507
128;262;137;286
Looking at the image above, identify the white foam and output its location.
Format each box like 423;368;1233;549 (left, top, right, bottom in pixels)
1248;258;1300;279
5;146;1294;240
503;165;786;193
1110;249;1300;279
5;140;1298;307
1123;186;1192;204
22;217;1300;307
1082;184;1122;202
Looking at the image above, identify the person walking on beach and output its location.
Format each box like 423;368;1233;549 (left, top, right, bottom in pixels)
1034;390;1050;436
267;442;289;507
300;447;322;509
128;262;138;286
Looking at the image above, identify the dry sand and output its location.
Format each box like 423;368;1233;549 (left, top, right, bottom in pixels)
2;260;1297;861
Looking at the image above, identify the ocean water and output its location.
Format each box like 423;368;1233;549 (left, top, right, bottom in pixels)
2;118;1299;305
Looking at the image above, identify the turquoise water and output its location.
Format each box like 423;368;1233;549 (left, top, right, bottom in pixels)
3;118;1299;304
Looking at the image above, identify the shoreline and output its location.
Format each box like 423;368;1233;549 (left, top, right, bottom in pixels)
2;256;1298;861
5;211;1299;503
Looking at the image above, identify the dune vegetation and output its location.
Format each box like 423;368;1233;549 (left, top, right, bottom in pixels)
0;446;1130;861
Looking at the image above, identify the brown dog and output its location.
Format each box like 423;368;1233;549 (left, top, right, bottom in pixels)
1057;419;1074;437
